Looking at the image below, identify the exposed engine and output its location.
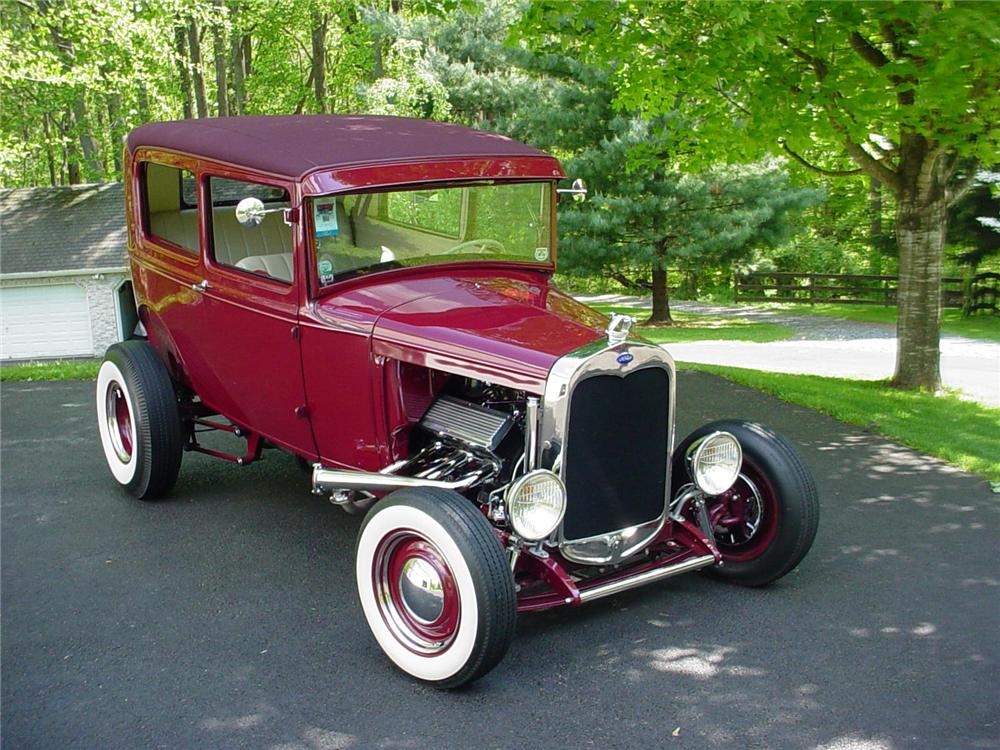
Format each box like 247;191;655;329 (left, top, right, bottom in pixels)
401;380;528;492
313;368;529;513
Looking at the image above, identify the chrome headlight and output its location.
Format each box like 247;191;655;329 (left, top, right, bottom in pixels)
507;469;567;541
688;431;742;496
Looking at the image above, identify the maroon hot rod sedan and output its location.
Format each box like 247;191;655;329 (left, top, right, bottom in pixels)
98;115;818;688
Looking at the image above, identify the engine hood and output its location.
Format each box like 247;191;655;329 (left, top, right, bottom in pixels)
315;270;607;393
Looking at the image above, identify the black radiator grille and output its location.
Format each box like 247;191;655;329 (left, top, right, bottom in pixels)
562;367;670;541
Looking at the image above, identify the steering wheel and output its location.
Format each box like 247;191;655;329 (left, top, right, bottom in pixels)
443;238;506;255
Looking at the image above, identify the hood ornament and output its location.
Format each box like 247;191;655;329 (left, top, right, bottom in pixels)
606;313;635;346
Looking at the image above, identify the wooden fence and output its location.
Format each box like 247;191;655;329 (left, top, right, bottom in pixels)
734;271;999;314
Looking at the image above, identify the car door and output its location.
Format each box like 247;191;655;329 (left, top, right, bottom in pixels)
181;170;316;457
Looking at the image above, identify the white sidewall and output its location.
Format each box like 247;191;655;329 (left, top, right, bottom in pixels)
356;504;480;683
96;360;139;485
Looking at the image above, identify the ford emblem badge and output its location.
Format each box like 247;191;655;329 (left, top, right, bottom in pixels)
616;353;634;365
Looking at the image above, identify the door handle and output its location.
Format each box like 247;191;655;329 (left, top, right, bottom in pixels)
191;280;209;292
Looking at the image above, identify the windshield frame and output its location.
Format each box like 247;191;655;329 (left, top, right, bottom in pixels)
305;178;557;297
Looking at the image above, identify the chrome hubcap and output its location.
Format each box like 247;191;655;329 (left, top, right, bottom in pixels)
399;557;445;623
373;532;460;655
105;382;133;463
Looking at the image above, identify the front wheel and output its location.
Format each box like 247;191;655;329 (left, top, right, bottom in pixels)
355;487;516;689
673;420;819;587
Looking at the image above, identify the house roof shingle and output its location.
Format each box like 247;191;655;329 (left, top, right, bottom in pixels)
0;182;127;275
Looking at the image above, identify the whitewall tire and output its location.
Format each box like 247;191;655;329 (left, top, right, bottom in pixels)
96;341;183;499
355;488;516;689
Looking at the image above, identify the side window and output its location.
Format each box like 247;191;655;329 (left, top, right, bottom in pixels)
140;162;199;255
207;176;293;284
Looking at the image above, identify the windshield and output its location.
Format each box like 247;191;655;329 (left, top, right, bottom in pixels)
310;181;552;285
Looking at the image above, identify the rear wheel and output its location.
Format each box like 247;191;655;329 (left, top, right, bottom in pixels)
673;420;819;586
355;487;516;689
96;341;183;499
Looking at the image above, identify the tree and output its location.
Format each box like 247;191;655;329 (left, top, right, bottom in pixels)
522;1;1000;389
948;170;1000;273
560;121;821;322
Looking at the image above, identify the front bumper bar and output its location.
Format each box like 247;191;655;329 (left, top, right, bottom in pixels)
577;553;717;603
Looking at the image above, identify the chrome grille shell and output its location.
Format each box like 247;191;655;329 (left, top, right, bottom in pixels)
538;340;677;565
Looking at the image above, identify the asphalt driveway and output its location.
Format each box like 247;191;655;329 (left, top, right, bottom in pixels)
2;374;998;750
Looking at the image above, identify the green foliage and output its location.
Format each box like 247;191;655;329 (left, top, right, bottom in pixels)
684;364;1000;481
0;0;379;187
948;171;1000;269
559;131;823;281
521;2;999;168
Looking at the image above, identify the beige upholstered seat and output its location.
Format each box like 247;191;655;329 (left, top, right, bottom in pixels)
210;207;292;268
235;253;293;282
149;209;199;252
149;205;293;282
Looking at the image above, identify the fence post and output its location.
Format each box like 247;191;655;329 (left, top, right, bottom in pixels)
808;272;815;306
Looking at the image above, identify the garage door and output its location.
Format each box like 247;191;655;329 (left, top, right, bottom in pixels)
1;284;94;360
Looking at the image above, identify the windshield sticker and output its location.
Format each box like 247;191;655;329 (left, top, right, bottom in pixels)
533;247;549;262
314;200;340;238
317;258;335;284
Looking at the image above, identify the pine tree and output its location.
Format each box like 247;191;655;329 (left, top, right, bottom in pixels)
360;3;822;324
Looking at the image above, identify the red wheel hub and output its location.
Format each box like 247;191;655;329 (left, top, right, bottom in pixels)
704;459;778;562
373;531;460;654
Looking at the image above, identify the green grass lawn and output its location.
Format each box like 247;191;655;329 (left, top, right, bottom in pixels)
588;303;794;343
758;303;1000;342
0;359;101;381
683;363;1000;482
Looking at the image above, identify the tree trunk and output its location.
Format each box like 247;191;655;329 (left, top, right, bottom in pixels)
63;111;81;184
230;33;246;115
311;9;327;113
372;34;384;79
72;97;102;179
187;17;209;118
42;112;57;186
212;2;229;117
892;147;949;391
649;266;673;323
242;35;252;77
174;24;194;119
868;177;882;274
107;93;122;172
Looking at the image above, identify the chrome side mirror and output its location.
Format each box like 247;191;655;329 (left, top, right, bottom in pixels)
235;197;266;226
556;178;588;203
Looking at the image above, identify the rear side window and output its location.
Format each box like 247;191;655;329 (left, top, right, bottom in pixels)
140;162;199;255
207;176;293;284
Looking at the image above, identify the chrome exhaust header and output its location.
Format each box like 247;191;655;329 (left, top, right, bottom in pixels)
312;441;498;496
312;466;480;494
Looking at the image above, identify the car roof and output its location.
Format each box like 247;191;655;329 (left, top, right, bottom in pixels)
127;115;555;181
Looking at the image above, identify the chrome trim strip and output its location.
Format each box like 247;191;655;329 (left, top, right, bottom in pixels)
540;339;677;565
525;396;539;472
578;554;717;603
